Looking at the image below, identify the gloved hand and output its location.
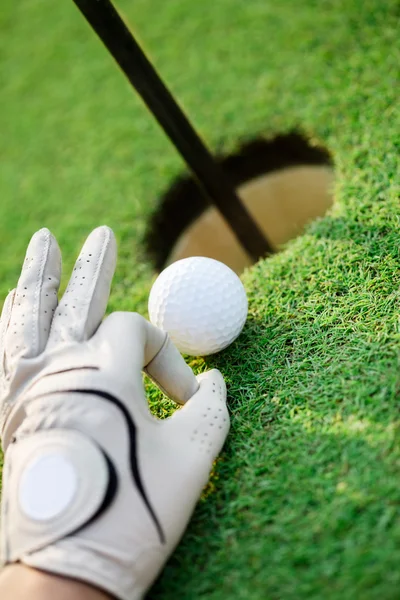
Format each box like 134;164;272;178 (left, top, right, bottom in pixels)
0;226;230;600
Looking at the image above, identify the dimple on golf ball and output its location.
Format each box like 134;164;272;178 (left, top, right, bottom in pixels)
148;257;248;356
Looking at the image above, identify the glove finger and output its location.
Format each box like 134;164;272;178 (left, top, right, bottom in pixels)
47;226;116;348
143;332;199;405
93;312;198;416
4;229;61;367
166;369;230;462
0;289;16;381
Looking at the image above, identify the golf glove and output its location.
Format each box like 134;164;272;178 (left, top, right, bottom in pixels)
0;226;230;600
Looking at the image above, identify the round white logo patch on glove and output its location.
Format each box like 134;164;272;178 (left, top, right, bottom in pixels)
19;454;78;521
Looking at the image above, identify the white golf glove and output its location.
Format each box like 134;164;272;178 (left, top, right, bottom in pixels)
0;226;230;600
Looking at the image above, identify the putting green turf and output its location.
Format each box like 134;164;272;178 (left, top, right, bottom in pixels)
1;0;399;598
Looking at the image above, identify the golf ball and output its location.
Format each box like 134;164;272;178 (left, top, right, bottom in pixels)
148;257;248;356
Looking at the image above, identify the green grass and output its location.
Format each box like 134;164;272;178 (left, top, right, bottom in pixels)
1;0;399;598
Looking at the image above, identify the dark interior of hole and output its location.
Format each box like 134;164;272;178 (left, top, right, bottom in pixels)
145;131;332;270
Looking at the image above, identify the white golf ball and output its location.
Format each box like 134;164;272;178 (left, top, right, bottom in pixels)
148;257;248;356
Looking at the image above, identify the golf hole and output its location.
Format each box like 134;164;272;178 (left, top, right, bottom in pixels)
145;132;334;274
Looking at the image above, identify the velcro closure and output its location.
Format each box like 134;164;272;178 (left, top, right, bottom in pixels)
1;429;109;564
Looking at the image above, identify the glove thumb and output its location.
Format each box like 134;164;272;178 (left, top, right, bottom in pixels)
166;369;230;463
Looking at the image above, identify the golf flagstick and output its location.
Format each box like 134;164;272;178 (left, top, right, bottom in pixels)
72;0;273;261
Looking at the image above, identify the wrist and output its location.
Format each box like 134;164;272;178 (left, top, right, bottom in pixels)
18;537;151;600
0;564;112;600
